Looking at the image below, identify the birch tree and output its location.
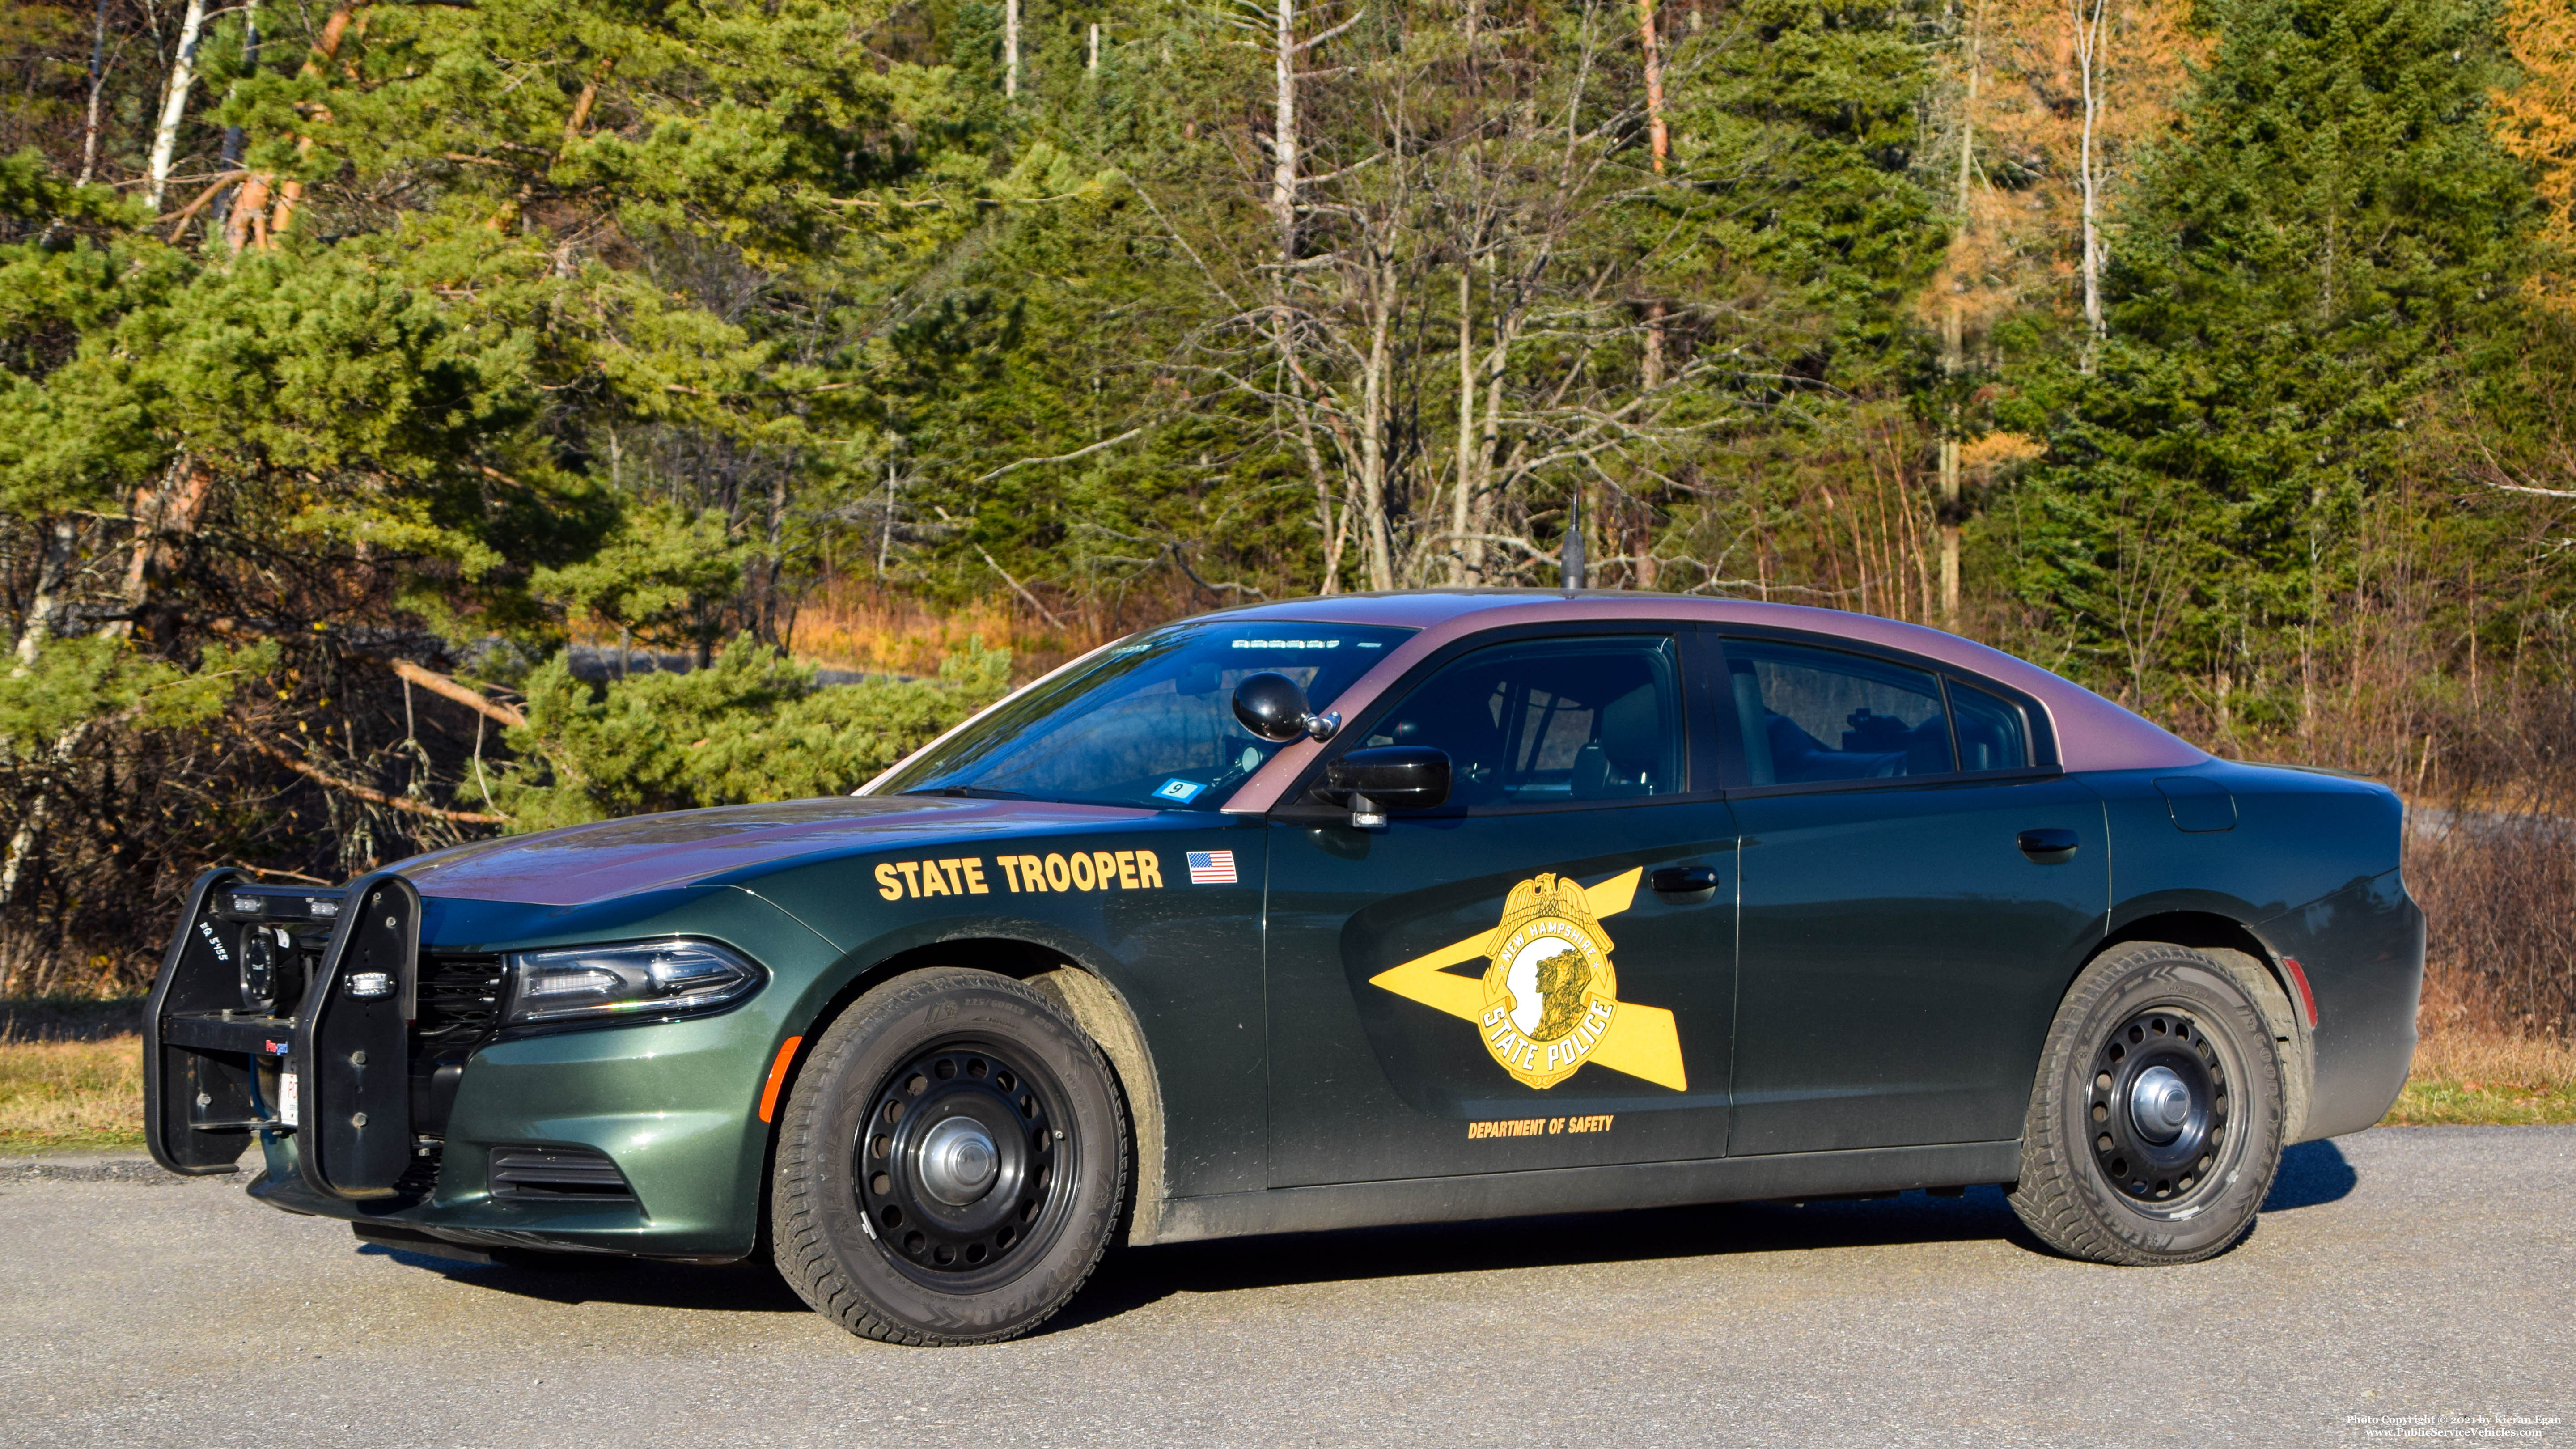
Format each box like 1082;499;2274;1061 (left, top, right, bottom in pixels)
1955;0;2195;352
1148;0;1727;593
76;0;111;185
1934;0;1985;622
2072;0;2110;369
142;0;209;210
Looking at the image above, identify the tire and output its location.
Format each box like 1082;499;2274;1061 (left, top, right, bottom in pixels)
2007;941;2286;1266
2201;946;2313;1145
771;967;1127;1346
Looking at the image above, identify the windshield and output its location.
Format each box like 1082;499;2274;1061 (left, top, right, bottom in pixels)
876;620;1417;810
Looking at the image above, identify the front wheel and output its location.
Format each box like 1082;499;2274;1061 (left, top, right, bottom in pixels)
2008;941;2286;1265
771;967;1128;1345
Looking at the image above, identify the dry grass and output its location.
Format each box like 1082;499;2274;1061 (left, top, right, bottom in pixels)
0;1035;144;1152
2385;928;2576;1122
0;1027;2560;1160
788;584;1108;682
2403;811;2576;1038
2382;1027;2576;1126
0;981;2560;1161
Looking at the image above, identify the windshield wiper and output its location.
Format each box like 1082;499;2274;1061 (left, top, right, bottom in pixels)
916;786;1038;801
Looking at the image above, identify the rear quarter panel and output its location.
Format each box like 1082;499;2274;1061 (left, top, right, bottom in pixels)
2089;760;2421;1139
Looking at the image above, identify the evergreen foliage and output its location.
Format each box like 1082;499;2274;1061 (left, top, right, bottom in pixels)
1990;0;2545;717
0;638;275;749
494;634;1008;829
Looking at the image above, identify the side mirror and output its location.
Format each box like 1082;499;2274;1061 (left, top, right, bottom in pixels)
1323;746;1451;829
1232;672;1339;744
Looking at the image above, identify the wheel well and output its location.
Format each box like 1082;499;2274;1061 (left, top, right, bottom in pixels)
2103;911;2271;966
760;937;1169;1251
2094;911;2315;1141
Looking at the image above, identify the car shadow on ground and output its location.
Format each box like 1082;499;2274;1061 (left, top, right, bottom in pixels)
359;1243;815;1313
1044;1189;2046;1334
368;1139;2361;1328
1051;1139;2362;1335
2263;1138;2359;1211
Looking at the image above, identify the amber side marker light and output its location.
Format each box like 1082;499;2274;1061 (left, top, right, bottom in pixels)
759;1036;805;1123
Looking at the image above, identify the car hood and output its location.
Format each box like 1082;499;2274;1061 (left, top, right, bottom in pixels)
394;796;1152;907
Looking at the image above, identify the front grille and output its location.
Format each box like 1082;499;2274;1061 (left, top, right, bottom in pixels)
406;954;506;1181
415;954;505;1051
394;1144;445;1199
489;1145;636;1203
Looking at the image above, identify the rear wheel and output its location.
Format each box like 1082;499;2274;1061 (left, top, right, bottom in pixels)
771;967;1127;1345
2008;941;2286;1265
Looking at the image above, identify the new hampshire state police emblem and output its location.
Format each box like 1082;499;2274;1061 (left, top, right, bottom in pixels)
1367;868;1688;1093
1478;873;1619;1089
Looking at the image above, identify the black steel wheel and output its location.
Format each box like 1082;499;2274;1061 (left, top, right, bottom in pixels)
2009;941;2285;1265
2087;1008;2229;1211
854;1040;1077;1289
772;968;1127;1345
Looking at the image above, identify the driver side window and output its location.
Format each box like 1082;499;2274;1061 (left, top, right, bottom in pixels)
1359;636;1684;807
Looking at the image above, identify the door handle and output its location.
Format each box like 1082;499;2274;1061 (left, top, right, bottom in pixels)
1650;865;1723;901
2017;828;2080;862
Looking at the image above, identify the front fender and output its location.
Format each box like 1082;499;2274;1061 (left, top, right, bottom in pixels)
743;824;1271;1201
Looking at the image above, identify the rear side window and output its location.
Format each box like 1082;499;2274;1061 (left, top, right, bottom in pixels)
1725;641;1953;785
1360;635;1683;807
1949;682;2031;772
1722;639;2044;787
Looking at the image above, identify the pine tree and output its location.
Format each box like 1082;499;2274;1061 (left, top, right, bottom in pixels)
493;634;1010;828
1993;0;2535;719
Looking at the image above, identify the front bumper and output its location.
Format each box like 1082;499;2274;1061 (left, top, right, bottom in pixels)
147;876;844;1261
242;1004;782;1260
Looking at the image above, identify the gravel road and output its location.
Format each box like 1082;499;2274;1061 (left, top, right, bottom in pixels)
3;1127;2569;1448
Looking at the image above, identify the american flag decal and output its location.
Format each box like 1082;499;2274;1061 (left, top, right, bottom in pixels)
1186;850;1238;886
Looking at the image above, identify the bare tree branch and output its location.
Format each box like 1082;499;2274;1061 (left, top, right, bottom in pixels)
970;542;1069;629
385;659;526;729
240;734;510;825
973;426;1152;484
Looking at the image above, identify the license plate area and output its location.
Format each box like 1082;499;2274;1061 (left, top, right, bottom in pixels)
160;1016;297;1134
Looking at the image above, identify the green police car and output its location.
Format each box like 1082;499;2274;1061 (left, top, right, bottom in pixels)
144;591;2423;1345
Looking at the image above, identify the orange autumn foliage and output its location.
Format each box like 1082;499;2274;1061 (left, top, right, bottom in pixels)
2495;0;2576;318
1924;0;2203;345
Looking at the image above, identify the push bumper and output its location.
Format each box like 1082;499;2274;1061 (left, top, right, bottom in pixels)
146;873;843;1262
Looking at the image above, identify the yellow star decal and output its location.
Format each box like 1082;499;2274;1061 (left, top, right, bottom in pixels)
1365;867;1688;1091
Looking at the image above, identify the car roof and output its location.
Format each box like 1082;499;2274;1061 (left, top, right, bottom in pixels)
1195;591;2204;811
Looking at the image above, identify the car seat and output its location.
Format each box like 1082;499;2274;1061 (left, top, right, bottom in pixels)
1570;682;1663;798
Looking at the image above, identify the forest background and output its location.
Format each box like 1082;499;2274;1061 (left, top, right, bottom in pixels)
0;0;2572;1084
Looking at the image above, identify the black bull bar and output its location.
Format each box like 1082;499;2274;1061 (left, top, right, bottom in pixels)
143;867;423;1199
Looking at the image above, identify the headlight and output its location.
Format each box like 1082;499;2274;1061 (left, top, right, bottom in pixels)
501;939;765;1027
